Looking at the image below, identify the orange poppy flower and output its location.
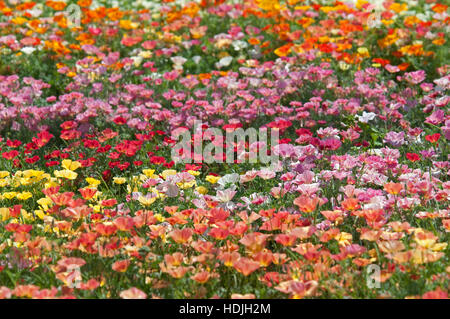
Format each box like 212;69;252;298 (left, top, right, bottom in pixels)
341;197;360;211
253;251;273;267
274;43;294;57
275;234;297;247
77;0;92;7
46;1;67;11
294;195;319;213
384;182;403;195
168;228;193;244
164;252;184;267
233;258;260;276
239;233;270;253
191;271;212;284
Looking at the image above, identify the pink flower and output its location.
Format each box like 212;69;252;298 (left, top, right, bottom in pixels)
321;138;342;151
120;287;147;299
383;131;405;147
425;109;445;125
385;64;400;73
404;70;426;85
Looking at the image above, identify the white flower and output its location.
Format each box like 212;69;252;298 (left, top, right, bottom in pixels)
28;4;43;18
232;40;248;51
192;56;201;64
216;56;233;69
171;56;187;67
215;188;237;210
131;56;143;67
215;188;237;203
20;47;36;55
357;111;376;123
217;173;239;189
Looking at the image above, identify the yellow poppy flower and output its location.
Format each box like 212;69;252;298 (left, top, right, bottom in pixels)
62;159;82;171
113;177;127;184
0;207;10;221
3;192;18;200
16;192;33;200
37;197;53;211
187;170;200;177
205;175;220;184
0;171;10;178
142;169;156;178
54;169;78;180
86;177;101;187
196;186;208;195
0;179;9;187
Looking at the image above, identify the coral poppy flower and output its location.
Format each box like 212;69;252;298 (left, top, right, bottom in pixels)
114;217;135;232
112;260;130;272
275;234;297;247
79;188;97;200
233;258;260;276
293;196;319;213
191;271;212;284
239;233;270;253
384;182;403;195
168;228;193;244
341;198;360;211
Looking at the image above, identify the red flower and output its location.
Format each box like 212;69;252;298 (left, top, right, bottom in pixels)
80;158;96;167
6;139;21;148
113;116;127;125
60;121;77;130
117;162;130;171
101;199;117;207
185;163;202;171
13;159;21;168
84;139;101;149
209;228;229;240
2;150;19;160
425;133;440;144
9;205;22;218
46;160;60;167
33;131;53;148
97;145;111;153
60;130;81;140
42;187;60;197
25;155;40;164
163;161;175;168
406;153;421;162
168;228;194;244
102;169;112;181
150;156;166;164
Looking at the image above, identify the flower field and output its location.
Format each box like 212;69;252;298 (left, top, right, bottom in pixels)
0;0;449;299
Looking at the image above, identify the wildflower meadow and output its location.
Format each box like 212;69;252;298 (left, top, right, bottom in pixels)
0;0;449;300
